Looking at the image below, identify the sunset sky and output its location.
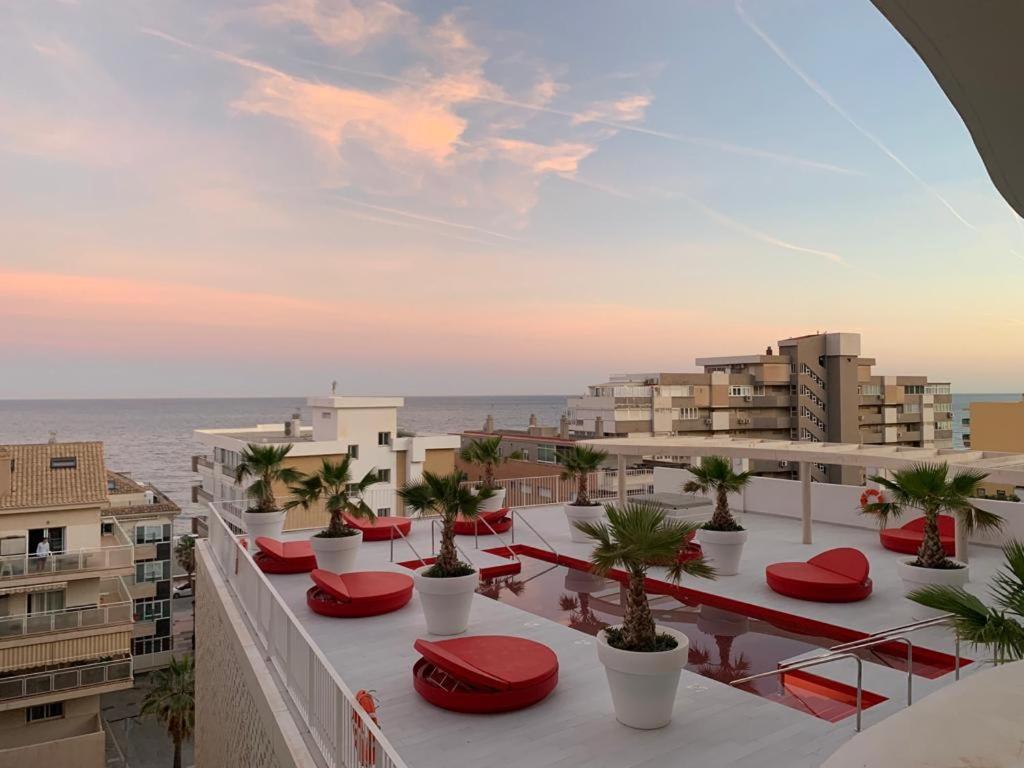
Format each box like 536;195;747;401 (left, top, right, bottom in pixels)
2;0;1022;398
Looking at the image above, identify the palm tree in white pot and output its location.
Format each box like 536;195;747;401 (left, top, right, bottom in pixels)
285;457;383;572
682;456;752;575
399;470;492;635
575;501;714;729
559;445;610;543
460;436;519;511
234;443;304;544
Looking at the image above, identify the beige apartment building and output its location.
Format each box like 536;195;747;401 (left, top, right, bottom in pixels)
962;397;1024;500
567;332;953;484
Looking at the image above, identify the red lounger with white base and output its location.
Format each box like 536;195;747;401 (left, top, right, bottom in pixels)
452;509;513;536
306;569;414;617
879;515;956;556
766;548;872;603
342;513;412;541
413;636;558;713
254;537;318;574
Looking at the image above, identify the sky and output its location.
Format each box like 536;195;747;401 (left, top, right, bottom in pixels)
2;0;1023;398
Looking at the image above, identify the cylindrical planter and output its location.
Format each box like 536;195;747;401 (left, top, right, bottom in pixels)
596;625;689;729
698;528;748;575
565;503;605;543
897;557;969;619
310;530;363;573
414;566;479;635
478;487;506;512
242;509;286;550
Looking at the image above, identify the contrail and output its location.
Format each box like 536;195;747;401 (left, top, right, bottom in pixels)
140;26;862;177
330;195;520;242
734;0;977;231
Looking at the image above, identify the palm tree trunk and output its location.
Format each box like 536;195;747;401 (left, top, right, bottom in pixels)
436;519;459;574
622;570;655;650
954;517;969;563
709;486;734;529
577;474;589;506
327;508;345;536
173;736;182;768
484;462;494;490
917;510;948;568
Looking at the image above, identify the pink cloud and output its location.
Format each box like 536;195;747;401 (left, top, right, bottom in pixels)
251;0;410;50
492;138;596;176
571;94;652;125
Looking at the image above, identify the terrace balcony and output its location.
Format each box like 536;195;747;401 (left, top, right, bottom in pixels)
0;712;105;765
0;519;133;586
0;577;132;642
0;656;133;710
192;454;213;472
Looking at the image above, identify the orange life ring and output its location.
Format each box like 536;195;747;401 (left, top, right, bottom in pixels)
352;689;379;766
860;488;885;508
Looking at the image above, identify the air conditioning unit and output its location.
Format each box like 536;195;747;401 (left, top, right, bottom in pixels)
778;461;789;468
737;418;750;425
703;418;713;426
743;395;752;402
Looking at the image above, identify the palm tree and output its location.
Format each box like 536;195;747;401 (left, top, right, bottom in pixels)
559;446;610;506
574;501;714;651
909;540;1024;664
234;443;304;514
142;654;195;768
689;638;752;685
559;593;608;635
174;535;195;598
682;455;752;531
399;470;492;577
460;436;520;490
862;462;1002;568
285;456;383;537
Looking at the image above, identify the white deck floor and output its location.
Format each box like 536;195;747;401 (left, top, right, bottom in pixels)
264;506;1005;768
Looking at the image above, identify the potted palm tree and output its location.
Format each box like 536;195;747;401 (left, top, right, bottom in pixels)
559;445;610;543
862;462;1003;610
575;501;714;729
285;457;383;572
682;456;752;575
909;540;1024;664
399;470;492;635
142;654;194;768
234;443;303;544
459;436;518;511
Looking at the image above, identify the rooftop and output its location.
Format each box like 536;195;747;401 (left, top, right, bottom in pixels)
0;441;108;511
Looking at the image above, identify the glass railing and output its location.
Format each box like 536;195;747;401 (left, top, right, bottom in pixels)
0;596;133;640
0;545;133;581
0;657;133;702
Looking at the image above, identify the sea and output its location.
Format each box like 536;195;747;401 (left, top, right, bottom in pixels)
0;393;1012;532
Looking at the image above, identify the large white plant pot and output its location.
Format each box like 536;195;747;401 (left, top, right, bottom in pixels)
565;503;605;543
698;528;748;575
898;557;969;619
310;531;362;573
414;566;479;635
596;625;689;729
477;487;506;512
242;509;286;550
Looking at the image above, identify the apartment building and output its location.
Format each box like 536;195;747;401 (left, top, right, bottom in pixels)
192;394;460;531
961;397;1024;500
105;470;180;671
0;443;134;768
567;332;953;484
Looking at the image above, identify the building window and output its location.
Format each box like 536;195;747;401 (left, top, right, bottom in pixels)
136;560;170;583
135;597;171;621
378;432;392;446
925;384;951;395
936;421;953;431
860;384;882;396
903;403;921;414
135;524;168;544
728;386;753;397
377;507;391;516
376;469;391;483
679;407;699;420
348;444;359;459
753;385;766;397
26;702;64;722
904;385;925;395
321;411;331;419
49;457;77;469
537;445;558;464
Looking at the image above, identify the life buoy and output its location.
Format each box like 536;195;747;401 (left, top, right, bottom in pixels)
860;488;885;508
352;689;379;766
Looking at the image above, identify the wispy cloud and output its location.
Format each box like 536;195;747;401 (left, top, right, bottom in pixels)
330;195;520;241
250;0;410;51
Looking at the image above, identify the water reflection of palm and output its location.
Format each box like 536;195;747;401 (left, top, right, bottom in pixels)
689;635;751;685
476;576;526;600
558;592;608;635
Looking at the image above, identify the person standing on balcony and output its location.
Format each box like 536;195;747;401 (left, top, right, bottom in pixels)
34;536;49;571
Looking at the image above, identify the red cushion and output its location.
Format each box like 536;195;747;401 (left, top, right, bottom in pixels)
311;569;351;602
342;515;412;541
306;571;414;617
766;562;872;603
902;515;955;534
808;548;870;583
880;516;955;556
254;538;317;573
453;510;512;535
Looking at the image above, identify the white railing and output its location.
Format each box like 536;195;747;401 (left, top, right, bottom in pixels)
461;469;654;509
0;578;133;639
0;656;133;703
0;543;134;581
211;487;404;534
206;504;408;768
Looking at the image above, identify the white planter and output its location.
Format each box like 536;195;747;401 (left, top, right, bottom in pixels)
310;531;362;573
242;509;286;550
565;503;605;543
414;566;479;635
698;528;748;575
478;487;506;512
596;625;689;729
897;557;969;619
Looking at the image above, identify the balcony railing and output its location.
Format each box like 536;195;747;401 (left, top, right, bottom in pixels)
0;578;133;640
459;469;655;510
0;656;132;703
0;520;133;581
192;454;213;471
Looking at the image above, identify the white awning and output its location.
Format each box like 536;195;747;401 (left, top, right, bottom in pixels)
0;581;68;595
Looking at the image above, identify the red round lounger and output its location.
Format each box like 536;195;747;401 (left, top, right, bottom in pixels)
413;636;558;713
452;509;513;536
306;569;414;617
253;537;318;574
879;515;956;556
342;513;412;541
766;547;872;603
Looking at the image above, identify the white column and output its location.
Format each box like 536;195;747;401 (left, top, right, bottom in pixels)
799;461;812;544
617;454;627;506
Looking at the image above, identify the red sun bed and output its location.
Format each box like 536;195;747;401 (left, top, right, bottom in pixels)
766;547;872;603
306;569;414;617
879;515;956;556
343;513;412;541
452;509;513;536
253;537;318;574
412;635;558;713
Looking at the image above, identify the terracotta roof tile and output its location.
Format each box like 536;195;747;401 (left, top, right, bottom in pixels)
0;442;108;511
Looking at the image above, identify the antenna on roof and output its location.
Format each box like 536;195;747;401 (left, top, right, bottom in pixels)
48;431;57;444
331;380;338;395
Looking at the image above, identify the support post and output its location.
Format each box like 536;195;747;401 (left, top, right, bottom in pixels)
799;461;812;544
617;454;627;506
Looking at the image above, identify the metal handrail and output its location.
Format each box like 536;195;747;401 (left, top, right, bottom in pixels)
510;509;557;553
730;653;865;731
389;520;427;566
473;514;518;562
829;614;962;680
790;636;914;707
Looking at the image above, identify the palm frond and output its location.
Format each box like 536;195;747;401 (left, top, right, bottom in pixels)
992;540;1024;618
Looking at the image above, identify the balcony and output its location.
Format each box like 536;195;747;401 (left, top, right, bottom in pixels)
0;656;133;709
0;521;133;584
192;483;213;503
0;713;105;765
0;578;132;641
192;454;213;472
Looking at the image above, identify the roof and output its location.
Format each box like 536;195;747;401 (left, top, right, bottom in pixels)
0;442;109;511
104;470;181;517
105;470;141;495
